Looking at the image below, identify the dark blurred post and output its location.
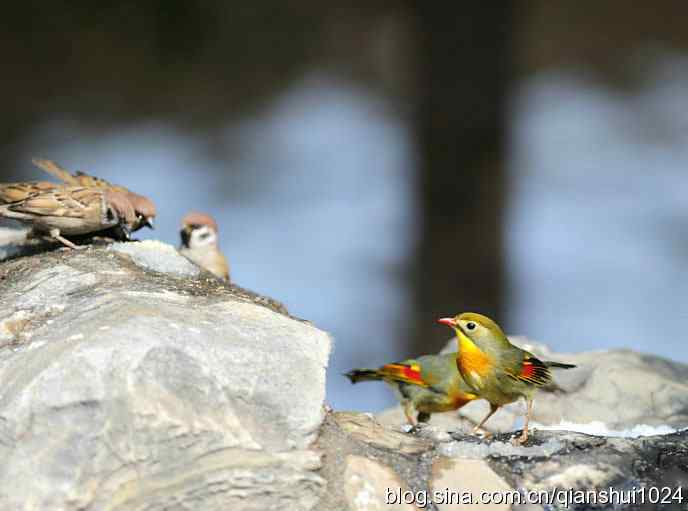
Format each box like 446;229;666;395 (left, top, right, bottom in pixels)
409;4;513;353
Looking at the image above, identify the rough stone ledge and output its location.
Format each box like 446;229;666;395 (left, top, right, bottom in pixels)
321;412;688;511
0;241;331;510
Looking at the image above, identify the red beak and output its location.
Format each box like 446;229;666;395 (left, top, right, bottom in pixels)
437;317;456;327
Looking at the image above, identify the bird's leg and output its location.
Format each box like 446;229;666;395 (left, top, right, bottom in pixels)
49;229;85;250
513;398;533;445
403;401;417;429
472;403;500;437
411;412;431;433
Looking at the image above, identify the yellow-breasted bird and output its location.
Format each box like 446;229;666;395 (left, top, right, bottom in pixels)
345;352;479;427
438;312;575;444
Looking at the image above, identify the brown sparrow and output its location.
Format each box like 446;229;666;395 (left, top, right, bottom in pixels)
0;181;61;204
0;186;137;249
32;158;156;231
179;211;230;281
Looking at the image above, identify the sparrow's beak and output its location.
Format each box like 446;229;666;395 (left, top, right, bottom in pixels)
121;224;132;240
437;317;457;327
144;217;155;230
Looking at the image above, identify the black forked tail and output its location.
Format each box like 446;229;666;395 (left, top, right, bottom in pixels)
544;361;576;369
344;369;381;384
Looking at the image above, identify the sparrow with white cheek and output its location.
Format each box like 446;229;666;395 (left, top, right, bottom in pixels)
0;186;137;249
32;158;156;231
179;211;230;281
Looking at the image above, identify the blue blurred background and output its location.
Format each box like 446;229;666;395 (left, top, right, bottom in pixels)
2;3;687;412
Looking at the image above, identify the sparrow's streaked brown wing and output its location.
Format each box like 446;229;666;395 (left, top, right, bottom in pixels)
0;181;58;204
74;170;121;190
7;187;101;218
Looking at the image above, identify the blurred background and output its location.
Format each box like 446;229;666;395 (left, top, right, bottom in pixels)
2;2;688;412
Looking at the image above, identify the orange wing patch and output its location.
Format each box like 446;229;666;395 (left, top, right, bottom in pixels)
378;363;429;387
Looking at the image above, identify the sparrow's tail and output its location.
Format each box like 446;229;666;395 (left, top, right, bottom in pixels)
544;361;576;369
344;369;382;384
31;158;78;185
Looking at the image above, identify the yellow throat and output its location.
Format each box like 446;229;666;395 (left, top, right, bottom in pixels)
456;328;493;378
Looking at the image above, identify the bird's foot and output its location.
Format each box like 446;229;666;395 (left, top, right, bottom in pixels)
49;231;86;250
401;423;416;434
408;422;429;435
471;427;493;440
510;431;529;446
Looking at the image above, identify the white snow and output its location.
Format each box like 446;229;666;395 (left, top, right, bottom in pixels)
111;240;200;277
533;420;681;438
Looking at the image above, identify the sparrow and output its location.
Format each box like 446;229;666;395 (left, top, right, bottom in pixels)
179;211;230;281
438;312;575;444
0;186;137;249
31;158;156;231
345;352;479;428
0;181;61;204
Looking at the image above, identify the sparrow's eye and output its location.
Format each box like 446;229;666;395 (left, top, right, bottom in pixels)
466;322;477;331
106;208;116;222
199;232;211;240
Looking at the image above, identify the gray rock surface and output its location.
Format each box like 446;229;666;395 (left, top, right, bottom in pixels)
471;430;688;510
379;337;688;433
321;412;688;511
0;242;330;510
111;240;200;277
316;412;435;511
2;238;687;511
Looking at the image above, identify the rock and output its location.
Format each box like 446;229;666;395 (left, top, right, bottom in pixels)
111;240;200;277
0;242;331;510
323;411;688;511
0;226;30;260
0;225;62;262
344;455;420;511
334;412;430;455
431;458;512;511
380;338;688;434
438;435;565;460
4;241;688;511
316;412;436;510
480;430;688;507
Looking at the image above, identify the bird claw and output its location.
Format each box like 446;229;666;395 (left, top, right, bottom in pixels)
471;429;493;441
408;423;429;435
400;424;416;434
510;432;529;446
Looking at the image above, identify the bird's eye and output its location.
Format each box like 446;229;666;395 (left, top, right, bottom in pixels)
199;232;211;240
466;322;476;331
106;208;116;222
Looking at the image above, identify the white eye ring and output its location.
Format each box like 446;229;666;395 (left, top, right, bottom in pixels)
466;322;477;331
